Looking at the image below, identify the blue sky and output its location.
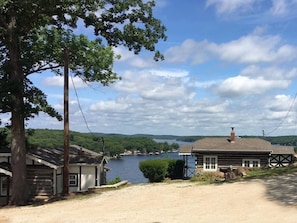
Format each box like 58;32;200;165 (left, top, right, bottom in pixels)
3;0;297;136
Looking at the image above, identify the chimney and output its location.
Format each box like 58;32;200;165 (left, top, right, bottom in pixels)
230;127;235;143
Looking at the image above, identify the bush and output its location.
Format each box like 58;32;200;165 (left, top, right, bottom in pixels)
166;159;185;179
139;159;168;183
107;176;122;185
139;159;185;183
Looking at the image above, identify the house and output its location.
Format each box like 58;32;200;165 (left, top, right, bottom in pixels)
0;145;108;206
180;128;295;174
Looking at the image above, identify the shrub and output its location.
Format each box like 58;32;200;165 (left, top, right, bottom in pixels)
166;159;185;179
139;159;185;182
139;159;168;182
107;176;122;185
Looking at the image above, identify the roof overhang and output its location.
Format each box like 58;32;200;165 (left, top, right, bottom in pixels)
0;168;12;177
192;149;272;153
179;152;192;156
26;154;61;169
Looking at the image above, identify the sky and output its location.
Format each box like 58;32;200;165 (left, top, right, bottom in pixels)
3;0;297;136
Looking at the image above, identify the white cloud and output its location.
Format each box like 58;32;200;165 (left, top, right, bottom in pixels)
165;31;297;65
113;69;192;100
165;39;212;64
43;76;89;89
269;0;297;16
113;46;157;68
270;0;288;16
205;0;257;15
266;94;296;112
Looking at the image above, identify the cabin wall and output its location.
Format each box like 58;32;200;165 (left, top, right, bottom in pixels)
194;152;270;170
68;165;98;193
270;154;294;167
56;168;63;194
26;165;54;198
0;174;10;206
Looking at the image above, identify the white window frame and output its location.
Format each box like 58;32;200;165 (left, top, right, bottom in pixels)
69;173;78;187
242;159;260;168
203;156;218;171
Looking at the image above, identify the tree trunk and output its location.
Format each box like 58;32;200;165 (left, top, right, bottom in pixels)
6;15;28;206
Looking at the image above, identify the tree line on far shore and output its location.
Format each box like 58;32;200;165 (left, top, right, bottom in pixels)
1;128;297;157
0;128;179;157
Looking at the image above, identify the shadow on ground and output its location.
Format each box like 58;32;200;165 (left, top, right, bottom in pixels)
263;172;297;206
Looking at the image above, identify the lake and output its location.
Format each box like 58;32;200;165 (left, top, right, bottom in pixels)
106;140;195;184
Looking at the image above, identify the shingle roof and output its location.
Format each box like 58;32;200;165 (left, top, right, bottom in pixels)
179;144;193;155
27;145;105;167
271;145;295;155
0;162;12;176
191;137;295;155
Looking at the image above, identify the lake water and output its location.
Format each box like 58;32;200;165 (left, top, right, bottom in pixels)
106;140;195;184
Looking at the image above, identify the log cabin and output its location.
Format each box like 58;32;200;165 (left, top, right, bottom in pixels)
180;128;295;174
0;145;108;206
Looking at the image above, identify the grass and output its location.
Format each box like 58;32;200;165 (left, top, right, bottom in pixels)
244;165;297;180
189;165;297;184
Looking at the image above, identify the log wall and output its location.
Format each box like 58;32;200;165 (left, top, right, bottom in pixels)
195;151;270;169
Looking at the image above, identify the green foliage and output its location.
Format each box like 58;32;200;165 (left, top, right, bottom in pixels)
8;128;178;156
0;0;166;206
244;166;297;180
166;159;185;179
107;177;122;185
139;159;168;183
190;172;221;183
139;159;185;182
0;128;9;148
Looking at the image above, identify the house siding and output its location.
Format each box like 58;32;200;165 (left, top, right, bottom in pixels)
195;151;270;170
68;165;98;193
26;165;54;198
270;154;294;167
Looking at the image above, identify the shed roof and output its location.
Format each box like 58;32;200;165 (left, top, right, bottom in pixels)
179;144;193;155
271;145;295;155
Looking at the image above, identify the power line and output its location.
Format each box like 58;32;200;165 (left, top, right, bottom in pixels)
265;92;297;136
70;74;93;134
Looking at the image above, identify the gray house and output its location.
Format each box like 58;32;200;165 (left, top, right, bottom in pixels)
180;128;295;174
0;145;108;206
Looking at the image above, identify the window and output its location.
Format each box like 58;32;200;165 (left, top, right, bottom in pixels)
242;159;260;168
0;176;11;196
203;156;217;171
69;174;78;187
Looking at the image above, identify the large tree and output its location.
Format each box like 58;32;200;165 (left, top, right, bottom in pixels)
0;0;166;205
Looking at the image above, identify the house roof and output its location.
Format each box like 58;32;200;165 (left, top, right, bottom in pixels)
179;144;193;155
192;137;272;152
190;137;295;154
0;162;12;176
26;145;106;168
0;145;107;171
271;145;295;155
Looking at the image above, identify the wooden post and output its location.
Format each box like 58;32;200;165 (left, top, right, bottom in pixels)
63;48;69;195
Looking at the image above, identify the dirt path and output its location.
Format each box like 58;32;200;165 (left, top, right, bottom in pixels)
1;177;297;223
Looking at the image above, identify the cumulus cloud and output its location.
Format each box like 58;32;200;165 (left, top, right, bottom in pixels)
113;46;157;68
113;69;192;100
266;94;296;112
165;31;297;65
205;0;258;15
43;75;89;89
213;75;290;97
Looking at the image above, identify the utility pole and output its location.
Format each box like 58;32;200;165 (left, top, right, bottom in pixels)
63;48;69;195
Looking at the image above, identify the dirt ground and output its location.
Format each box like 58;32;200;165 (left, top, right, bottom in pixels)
1;174;297;223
